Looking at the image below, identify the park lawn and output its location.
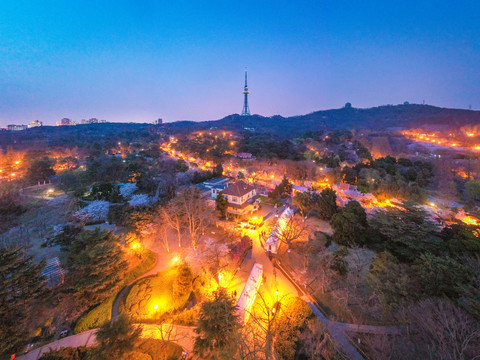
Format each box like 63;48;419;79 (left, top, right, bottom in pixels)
124;267;190;321
74;249;156;333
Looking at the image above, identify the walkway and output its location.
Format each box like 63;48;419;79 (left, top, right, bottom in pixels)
17;324;196;360
17;330;97;360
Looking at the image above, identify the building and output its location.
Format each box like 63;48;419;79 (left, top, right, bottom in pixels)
234;152;255;160
7;124;27;131
28;120;43;128
41;257;66;288
153;118;163;125
221;180;258;216
236;263;263;324
265;207;294;254
56;118;74;126
196;177;234;199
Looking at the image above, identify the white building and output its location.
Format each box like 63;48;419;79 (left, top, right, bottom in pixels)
265;207;294;254
236;263;263;325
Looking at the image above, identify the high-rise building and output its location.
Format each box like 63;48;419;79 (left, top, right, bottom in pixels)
153;118;163;125
241;68;251;116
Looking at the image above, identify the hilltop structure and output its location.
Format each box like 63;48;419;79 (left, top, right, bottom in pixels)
241;68;251;116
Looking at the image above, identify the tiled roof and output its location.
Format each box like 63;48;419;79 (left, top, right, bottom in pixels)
221;180;255;197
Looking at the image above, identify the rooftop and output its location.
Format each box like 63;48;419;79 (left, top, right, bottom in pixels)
221;180;255;197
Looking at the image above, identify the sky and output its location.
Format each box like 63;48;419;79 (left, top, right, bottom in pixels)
0;1;479;126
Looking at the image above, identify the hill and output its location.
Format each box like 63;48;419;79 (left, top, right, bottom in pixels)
162;104;480;137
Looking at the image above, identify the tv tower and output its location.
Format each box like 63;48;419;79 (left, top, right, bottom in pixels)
241;67;251;116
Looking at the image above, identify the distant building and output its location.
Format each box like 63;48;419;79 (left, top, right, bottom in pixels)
221;180;258;216
153;118;163;125
56;118;74;126
196;177;233;199
234;152;255;160
88;118;98;124
7;124;27;131
99;119;107;123
41;257;66;288
28;120;43;128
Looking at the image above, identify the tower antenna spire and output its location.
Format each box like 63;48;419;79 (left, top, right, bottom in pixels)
241;67;251;116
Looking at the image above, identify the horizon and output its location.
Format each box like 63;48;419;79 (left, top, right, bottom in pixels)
4;101;480;128
1;1;480;126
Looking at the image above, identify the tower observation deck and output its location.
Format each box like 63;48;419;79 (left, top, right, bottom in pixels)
241;68;251;116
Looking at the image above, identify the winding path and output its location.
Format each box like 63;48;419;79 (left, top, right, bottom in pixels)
17;324;196;360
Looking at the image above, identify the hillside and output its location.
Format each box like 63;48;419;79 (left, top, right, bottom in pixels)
162;104;480;137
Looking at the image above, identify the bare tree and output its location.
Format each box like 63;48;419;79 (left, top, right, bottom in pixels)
176;187;211;249
161;204;183;248
271;216;309;248
400;298;480;360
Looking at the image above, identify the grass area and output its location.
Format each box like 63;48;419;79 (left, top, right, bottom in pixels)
124;267;190;321
74;248;156;333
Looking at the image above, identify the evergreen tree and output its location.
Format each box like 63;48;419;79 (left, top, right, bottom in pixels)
173;264;193;298
26;156;55;184
0;247;46;357
313;188;338;220
94;314;141;360
213;163;224;177
194;288;241;359
215;193;229;219
330;200;368;246
67;229;127;305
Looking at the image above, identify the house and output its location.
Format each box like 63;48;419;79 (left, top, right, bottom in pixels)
196;177;234;199
221;180;258;216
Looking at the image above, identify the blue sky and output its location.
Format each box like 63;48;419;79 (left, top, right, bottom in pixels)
0;1;479;125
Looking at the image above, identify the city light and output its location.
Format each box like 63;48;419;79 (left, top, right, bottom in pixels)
153;304;158;310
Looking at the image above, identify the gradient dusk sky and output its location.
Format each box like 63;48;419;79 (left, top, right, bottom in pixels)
1;1;479;126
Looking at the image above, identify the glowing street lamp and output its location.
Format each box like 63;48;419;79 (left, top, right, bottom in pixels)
153;304;159;310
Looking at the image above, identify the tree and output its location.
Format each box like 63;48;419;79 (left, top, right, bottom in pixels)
313;188;338;220
465;179;480;200
368;251;416;311
173;263;194;298
26;156;55;184
213;163;223;177
175;159;189;172
175;187;211;249
412;253;474;298
271;216;308;248
400;298;480;360
274;297;312;360
368;202;442;262
0;247;45;357
67;229;127;305
292;192;312;217
330;200;369;246
215;193;229;219
193;288;241;359
95;314;142;360
237;171;245;179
